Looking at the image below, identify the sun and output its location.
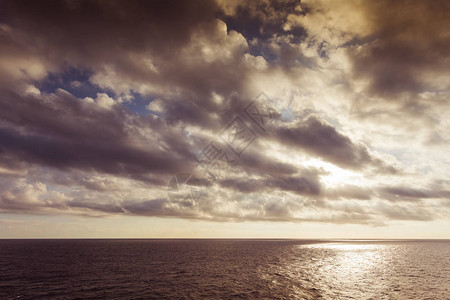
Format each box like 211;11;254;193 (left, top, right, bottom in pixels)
303;159;364;188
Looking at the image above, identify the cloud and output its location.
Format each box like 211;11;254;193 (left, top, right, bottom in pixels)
350;0;450;97
378;186;450;202
324;185;373;201
376;202;436;221
219;171;321;196
285;0;450;98
0;0;448;228
269;115;396;172
0;88;196;182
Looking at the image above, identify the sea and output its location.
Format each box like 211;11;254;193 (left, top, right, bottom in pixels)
0;239;449;299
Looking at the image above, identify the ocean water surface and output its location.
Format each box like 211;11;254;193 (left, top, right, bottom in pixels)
0;239;449;299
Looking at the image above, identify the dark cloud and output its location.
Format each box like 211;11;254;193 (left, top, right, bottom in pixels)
325;185;373;201
350;0;450;97
381;187;433;200
122;199;168;216
216;0;309;64
0;89;125;142
68;200;125;214
217;0;304;40
0;0;252;126
269;115;396;172
0;89;196;182
379;186;450;202
219;172;321;196
0;125;186;180
0;0;219;62
231;145;299;177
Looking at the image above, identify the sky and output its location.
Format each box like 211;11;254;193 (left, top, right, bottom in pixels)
0;0;449;238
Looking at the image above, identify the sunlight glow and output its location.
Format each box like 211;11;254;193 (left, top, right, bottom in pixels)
303;159;365;188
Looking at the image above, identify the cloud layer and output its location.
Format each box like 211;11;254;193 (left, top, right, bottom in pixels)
0;0;449;226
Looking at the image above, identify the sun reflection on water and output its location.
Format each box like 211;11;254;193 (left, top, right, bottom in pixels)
287;242;395;298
